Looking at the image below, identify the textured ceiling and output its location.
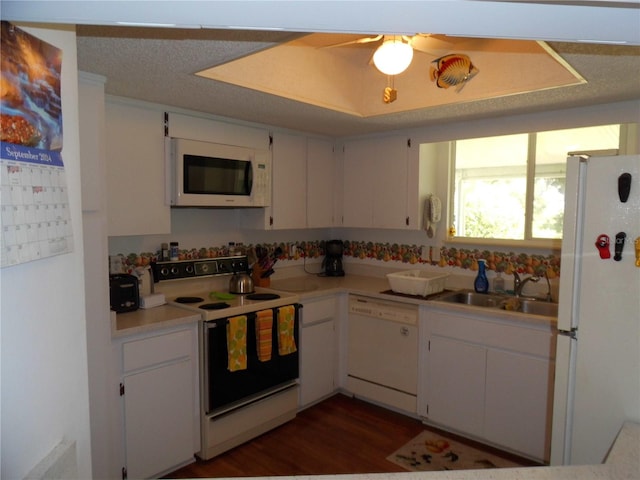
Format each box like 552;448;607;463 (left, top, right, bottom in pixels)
76;26;640;138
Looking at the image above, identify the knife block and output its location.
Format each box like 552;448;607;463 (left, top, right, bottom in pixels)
252;265;271;288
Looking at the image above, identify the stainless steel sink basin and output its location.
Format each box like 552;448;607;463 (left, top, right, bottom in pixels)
436;290;558;317
518;299;558;317
438;291;505;307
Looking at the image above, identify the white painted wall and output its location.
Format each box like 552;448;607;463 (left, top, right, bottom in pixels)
0;25;92;479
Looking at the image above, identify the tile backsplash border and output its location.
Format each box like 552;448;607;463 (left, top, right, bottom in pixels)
112;239;561;278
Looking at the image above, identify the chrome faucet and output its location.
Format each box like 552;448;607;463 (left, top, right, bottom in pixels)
513;271;540;298
542;271;553;302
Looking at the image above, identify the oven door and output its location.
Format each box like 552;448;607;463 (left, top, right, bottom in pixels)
203;305;300;415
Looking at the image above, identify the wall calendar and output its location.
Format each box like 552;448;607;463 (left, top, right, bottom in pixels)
1;22;73;268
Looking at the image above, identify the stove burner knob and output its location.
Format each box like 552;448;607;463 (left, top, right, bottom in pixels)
160;266;169;277
185;264;195;274
170;266;180;275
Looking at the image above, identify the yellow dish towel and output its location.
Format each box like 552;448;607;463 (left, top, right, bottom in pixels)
227;315;248;372
255;309;273;362
277;305;297;356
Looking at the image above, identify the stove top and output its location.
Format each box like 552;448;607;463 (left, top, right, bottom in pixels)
166;289;298;321
153;255;299;320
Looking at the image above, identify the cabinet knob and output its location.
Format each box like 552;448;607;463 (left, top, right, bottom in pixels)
400;326;409;336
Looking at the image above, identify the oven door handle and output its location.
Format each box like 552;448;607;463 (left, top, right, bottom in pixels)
202;320;222;416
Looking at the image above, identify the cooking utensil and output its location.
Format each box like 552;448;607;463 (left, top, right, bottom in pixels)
261;268;275;278
229;271;254;294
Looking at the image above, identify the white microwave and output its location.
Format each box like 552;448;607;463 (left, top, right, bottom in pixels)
169;138;271;207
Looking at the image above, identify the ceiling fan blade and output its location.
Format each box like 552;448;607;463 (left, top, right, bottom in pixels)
409;34;458;55
410;33;490;57
322;34;383;48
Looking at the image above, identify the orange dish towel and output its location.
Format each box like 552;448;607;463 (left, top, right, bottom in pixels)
226;315;248;372
277;305;297;356
255;309;273;362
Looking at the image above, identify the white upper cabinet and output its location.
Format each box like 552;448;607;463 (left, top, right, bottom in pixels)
307;138;336;228
166;112;270;149
105;99;170;236
342;135;411;229
244;132;337;230
269;132;308;229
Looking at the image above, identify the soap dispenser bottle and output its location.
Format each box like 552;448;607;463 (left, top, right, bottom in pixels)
474;259;489;293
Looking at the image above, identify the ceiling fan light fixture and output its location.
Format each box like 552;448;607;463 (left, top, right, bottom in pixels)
373;39;414;75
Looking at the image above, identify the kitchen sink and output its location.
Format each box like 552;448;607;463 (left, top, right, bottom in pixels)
438;291;505;307
518;299;558;317
436;290;558;317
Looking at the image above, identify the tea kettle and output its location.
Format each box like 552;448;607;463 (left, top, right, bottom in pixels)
229;271;254;294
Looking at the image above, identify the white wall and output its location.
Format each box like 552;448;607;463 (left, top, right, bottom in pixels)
0;25;92;479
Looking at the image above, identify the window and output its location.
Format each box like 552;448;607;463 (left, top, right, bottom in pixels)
451;124;622;245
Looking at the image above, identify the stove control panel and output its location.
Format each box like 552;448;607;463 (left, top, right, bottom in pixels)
153;255;248;282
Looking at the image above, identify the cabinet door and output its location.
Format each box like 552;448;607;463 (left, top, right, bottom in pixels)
106;100;170;235
307;138;335;228
342;139;376;227
124;358;194;479
342;136;408;228
271;132;307;229
427;335;486;437
300;320;335;407
371;136;408;229
484;349;553;461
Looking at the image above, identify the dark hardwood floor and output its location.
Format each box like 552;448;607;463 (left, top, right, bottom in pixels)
166;393;537;478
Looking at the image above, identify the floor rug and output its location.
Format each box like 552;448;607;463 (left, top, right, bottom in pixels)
387;431;523;472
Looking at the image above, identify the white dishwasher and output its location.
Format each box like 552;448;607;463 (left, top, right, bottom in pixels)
347;295;419;413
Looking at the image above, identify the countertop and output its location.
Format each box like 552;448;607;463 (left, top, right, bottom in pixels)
112;266;557;337
111;304;201;338
268;271;557;329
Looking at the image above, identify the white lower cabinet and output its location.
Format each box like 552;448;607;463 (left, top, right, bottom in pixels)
118;326;198;479
299;296;337;407
427;336;486;438
484;349;553;461
422;307;556;462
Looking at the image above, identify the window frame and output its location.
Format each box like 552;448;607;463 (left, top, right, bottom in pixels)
446;123;632;250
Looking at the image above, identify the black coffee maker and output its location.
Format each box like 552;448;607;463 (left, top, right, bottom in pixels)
322;240;345;277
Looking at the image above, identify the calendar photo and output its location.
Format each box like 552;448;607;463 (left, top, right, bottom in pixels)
1;21;73;268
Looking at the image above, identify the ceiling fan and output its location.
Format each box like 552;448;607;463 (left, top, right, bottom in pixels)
324;33;480;103
325;33;468;75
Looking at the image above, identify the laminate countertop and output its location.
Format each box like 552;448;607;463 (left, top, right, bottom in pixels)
111;265;555;338
111;305;201;338
268;271;557;329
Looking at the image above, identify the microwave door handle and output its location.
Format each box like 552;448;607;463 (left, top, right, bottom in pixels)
246;162;253;194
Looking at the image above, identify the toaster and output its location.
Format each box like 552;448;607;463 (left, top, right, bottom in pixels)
109;274;140;313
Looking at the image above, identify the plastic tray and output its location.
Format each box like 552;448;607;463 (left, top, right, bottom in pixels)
386;270;450;297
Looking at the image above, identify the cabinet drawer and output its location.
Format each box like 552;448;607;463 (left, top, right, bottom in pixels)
123;329;193;372
301;297;336;326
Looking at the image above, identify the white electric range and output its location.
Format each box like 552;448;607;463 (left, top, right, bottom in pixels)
152;256;301;460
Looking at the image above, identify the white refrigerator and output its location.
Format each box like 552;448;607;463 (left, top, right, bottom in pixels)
550;153;640;465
